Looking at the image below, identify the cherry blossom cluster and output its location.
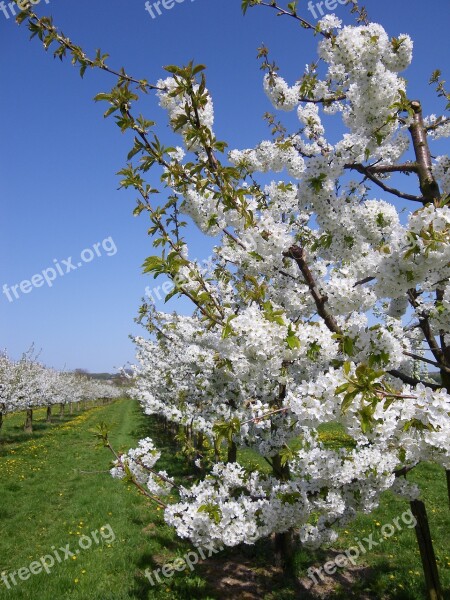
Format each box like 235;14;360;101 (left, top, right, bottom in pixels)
109;14;450;552
110;437;174;497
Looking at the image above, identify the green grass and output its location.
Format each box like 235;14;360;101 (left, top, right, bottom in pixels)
0;401;218;600
0;403;449;599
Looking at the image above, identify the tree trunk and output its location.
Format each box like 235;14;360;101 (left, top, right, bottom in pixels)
410;499;444;600
227;441;237;464
267;381;297;577
46;406;52;423
271;453;296;577
60;403;65;417
196;431;204;453
274;530;295;576
24;409;33;433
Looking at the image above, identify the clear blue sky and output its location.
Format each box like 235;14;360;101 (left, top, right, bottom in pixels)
0;0;448;372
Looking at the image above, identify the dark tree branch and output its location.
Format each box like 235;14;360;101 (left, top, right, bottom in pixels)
388;370;441;391
283;246;342;335
407;289;446;366
257;2;331;38
346;163;426;203
349;162;419;174
425;116;449;133
354;276;376;287
404;351;450;374
395;465;417;478
298;94;347;104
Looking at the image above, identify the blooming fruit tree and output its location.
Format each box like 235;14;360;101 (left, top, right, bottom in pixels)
0;349;121;432
19;1;450;596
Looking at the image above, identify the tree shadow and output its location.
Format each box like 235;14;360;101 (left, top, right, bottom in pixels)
0;412;82;455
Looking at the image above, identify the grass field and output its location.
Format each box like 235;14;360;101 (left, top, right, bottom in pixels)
0;399;449;599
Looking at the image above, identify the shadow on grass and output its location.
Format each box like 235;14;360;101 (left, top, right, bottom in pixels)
129;468;440;600
0;413;84;454
294;549;435;600
130;549;219;600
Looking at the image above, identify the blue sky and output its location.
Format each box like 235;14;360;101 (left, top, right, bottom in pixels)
0;0;448;372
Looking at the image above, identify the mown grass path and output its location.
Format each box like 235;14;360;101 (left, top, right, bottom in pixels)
0;400;212;600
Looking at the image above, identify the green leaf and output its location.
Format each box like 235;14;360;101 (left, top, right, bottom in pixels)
192;64;206;76
335;383;349;395
164;65;183;75
198;503;222;524
359;406;376;434
241;0;260;15
248;251;264;262
286;325;301;350
308;173;327;192
221;314;237;339
213;418;241;450
341;390;359;413
286;334;301;350
262;301;285;326
279;445;295;467
342;336;355;356
94;92;112;103
306;341;321;361
142;256;165;276
165;288;179;303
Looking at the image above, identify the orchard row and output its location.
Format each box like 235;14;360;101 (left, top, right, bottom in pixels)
0;351;122;433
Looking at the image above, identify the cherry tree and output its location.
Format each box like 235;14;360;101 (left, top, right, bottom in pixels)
16;2;450;597
44;369;74;422
8;351;48;432
0;352;15;432
0;351;48;429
